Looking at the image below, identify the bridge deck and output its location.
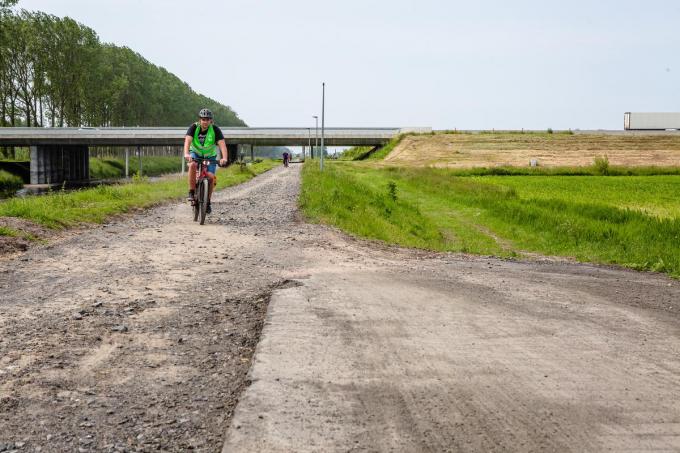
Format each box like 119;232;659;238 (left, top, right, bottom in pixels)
0;127;425;147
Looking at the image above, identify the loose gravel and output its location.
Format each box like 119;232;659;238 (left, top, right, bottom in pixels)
0;164;305;452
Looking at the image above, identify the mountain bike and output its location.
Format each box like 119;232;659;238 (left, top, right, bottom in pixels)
191;157;218;225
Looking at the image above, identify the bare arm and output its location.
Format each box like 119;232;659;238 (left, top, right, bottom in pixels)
217;139;228;165
183;136;192;162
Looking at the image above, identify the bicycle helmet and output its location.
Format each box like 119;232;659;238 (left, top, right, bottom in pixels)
198;108;213;119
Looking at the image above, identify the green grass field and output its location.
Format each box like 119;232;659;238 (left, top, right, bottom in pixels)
300;162;680;278
0;160;277;232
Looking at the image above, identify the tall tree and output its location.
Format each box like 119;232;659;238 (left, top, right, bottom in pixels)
0;6;247;128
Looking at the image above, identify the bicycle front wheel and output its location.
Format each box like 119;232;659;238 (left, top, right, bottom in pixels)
193;185;200;222
199;178;209;225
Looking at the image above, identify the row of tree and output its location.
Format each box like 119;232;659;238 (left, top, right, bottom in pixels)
0;1;246;128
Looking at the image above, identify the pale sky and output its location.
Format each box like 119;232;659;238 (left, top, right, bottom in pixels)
16;0;680;130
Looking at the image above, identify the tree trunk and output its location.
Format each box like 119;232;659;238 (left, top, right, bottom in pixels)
1;92;6;126
32;94;38;126
9;91;15;126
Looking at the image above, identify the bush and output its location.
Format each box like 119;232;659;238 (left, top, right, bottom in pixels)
593;155;610;176
387;181;398;201
0;170;23;196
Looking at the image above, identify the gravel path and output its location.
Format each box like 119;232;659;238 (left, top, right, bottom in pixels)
2;163;680;452
0;164;306;452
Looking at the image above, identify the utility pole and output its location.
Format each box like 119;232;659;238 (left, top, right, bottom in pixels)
320;82;325;171
313;115;318;159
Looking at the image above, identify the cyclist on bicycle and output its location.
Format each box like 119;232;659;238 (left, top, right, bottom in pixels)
184;108;229;214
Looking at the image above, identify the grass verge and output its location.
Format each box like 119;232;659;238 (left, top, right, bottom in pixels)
0;160;277;230
300;162;443;249
89;156;184;179
300;162;680;278
339;146;375;161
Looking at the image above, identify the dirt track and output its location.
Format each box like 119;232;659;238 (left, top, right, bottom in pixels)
2;164;680;452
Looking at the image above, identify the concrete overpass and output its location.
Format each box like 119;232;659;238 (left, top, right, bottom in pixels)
0;127;429;184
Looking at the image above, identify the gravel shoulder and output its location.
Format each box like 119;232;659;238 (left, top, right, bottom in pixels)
1;163;679;452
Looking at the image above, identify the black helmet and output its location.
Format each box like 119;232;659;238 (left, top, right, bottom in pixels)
198;108;213;119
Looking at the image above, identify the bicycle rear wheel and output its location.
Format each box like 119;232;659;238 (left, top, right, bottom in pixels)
199;178;209;225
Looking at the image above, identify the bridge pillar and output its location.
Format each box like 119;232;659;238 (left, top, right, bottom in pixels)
227;144;238;164
30;145;90;185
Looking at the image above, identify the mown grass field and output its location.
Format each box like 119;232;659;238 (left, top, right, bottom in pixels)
0;160;276;234
300;162;680;278
383;132;680;168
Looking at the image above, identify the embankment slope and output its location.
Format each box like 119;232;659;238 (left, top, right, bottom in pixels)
382;133;680;168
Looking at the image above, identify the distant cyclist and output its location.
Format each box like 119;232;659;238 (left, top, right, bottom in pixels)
184;108;228;213
282;151;290;167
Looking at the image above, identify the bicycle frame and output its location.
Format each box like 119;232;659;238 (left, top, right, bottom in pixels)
190;157;217;224
194;158;213;183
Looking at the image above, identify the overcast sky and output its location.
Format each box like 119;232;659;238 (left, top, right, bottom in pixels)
16;0;680;130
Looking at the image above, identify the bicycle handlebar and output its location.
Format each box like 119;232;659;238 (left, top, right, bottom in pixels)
190;157;227;167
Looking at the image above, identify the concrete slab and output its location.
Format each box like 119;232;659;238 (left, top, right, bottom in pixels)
222;264;680;452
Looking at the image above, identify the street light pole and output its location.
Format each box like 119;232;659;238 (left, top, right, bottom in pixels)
320;82;325;171
313;115;318;160
307;128;311;161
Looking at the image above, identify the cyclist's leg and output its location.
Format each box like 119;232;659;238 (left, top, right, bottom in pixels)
188;152;199;198
207;173;215;199
206;159;217;200
205;172;216;214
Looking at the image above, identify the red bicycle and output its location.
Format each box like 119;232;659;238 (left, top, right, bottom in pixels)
191;157;218;225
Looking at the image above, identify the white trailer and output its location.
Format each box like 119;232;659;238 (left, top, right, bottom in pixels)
624;112;680;130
